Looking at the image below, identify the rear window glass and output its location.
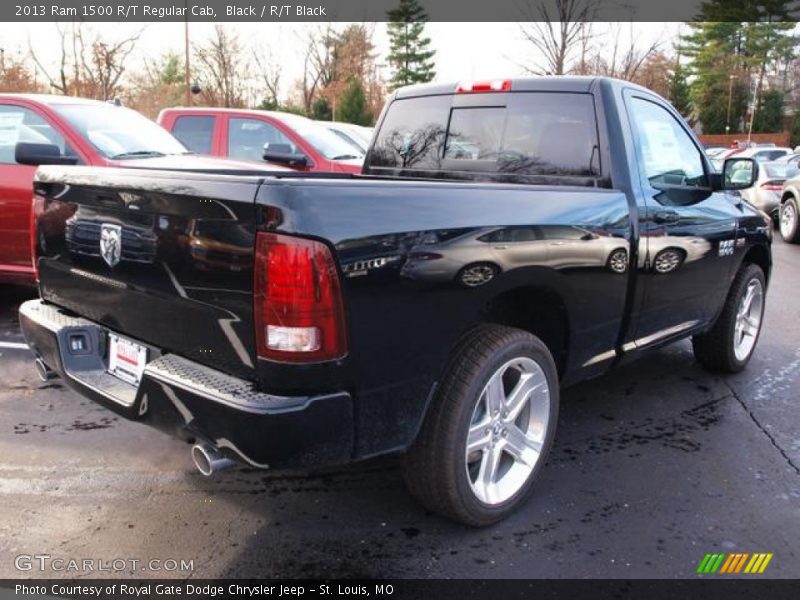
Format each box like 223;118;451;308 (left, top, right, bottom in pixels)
764;163;787;179
172;115;214;154
368;92;600;180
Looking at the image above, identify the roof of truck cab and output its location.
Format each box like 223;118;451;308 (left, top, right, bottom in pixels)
0;93;107;106
160;107;315;120
390;76;666;101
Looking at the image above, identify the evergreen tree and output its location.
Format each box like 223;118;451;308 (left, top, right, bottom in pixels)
338;78;372;125
386;0;436;90
790;112;800;148
312;97;332;121
752;89;785;132
683;2;797;134
668;60;692;119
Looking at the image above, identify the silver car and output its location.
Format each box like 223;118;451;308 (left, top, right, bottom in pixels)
321;122;374;154
401;225;630;287
735;161;787;223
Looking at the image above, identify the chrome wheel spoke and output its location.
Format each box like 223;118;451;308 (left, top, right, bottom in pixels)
466;420;492;455
483;372;505;417
503;372;537;422
503;426;541;467
476;446;503;503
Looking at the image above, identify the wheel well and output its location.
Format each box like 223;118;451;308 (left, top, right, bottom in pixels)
479;286;569;376
781;191;795;205
742;244;771;281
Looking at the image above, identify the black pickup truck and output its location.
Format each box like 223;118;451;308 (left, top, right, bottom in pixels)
19;77;771;525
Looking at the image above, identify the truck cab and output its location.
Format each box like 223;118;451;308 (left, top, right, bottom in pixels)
158;108;364;174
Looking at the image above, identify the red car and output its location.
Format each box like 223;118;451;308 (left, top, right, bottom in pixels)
0;94;286;285
158;108;364;174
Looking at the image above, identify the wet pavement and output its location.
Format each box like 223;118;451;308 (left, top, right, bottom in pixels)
0;239;798;579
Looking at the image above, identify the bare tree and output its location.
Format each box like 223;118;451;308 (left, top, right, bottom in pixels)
82;33;141;99
588;23;662;81
518;0;598;75
252;43;282;109
193;25;249;107
29;23;142;99
0;47;44;93
295;24;339;113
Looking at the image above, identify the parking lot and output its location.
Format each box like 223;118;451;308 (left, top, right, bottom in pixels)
0;239;798;580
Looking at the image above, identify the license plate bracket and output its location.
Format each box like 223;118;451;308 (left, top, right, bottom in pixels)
107;333;147;386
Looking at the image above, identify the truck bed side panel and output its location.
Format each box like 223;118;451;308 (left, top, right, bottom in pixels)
256;178;632;456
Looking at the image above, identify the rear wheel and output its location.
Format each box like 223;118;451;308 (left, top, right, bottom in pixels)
692;263;766;373
457;263;498;287
606;248;628;273
780;197;800;243
402;324;559;526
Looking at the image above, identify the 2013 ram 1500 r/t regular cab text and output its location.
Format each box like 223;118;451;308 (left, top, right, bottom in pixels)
20;78;771;525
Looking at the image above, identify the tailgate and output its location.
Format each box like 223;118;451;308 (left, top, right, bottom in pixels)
33;166;262;380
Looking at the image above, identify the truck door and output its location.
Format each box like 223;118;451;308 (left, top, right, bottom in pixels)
0;103;78;279
623;90;739;349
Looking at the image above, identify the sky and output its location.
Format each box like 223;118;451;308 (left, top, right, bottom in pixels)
0;21;682;100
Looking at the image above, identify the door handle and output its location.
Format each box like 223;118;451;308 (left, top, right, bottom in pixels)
549;241;566;246
493;245;508;249
653;210;680;224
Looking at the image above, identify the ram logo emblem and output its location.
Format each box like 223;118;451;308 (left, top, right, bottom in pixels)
100;223;122;268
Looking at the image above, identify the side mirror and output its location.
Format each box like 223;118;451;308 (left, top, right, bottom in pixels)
15;142;78;166
722;157;758;190
263;143;308;167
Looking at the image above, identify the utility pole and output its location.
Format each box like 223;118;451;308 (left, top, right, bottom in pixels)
747;76;760;144
725;74;734;134
184;2;191;106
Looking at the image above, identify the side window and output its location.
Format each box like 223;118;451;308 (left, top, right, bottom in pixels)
228;118;296;162
172;115;214;154
629;97;707;188
540;225;589;240
0;105;75;165
478;226;541;243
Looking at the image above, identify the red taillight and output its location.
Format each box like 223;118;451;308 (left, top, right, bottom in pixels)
456;79;512;93
253;232;347;363
30;195;45;282
760;181;783;191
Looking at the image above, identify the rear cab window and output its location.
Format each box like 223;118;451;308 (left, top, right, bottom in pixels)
366;91;601;185
172;115;215;154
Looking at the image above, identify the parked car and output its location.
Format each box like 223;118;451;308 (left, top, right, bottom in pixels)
400;225;631;287
322;121;374;154
777;170;800;243
731;161;787;224
726;145;792;162
20;77;771;526
0;94;288;285
159;108;364;173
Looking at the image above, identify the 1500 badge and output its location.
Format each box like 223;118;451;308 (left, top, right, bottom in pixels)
719;239;735;256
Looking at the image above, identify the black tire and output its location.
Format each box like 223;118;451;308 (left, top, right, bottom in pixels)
692;263;766;373
780;196;800;243
456;262;498;288
402;324;559;526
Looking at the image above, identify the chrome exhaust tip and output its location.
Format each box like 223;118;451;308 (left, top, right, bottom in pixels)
34;357;56;382
191;443;235;476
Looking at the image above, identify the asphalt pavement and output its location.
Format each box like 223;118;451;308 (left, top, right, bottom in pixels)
0;239;798;579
